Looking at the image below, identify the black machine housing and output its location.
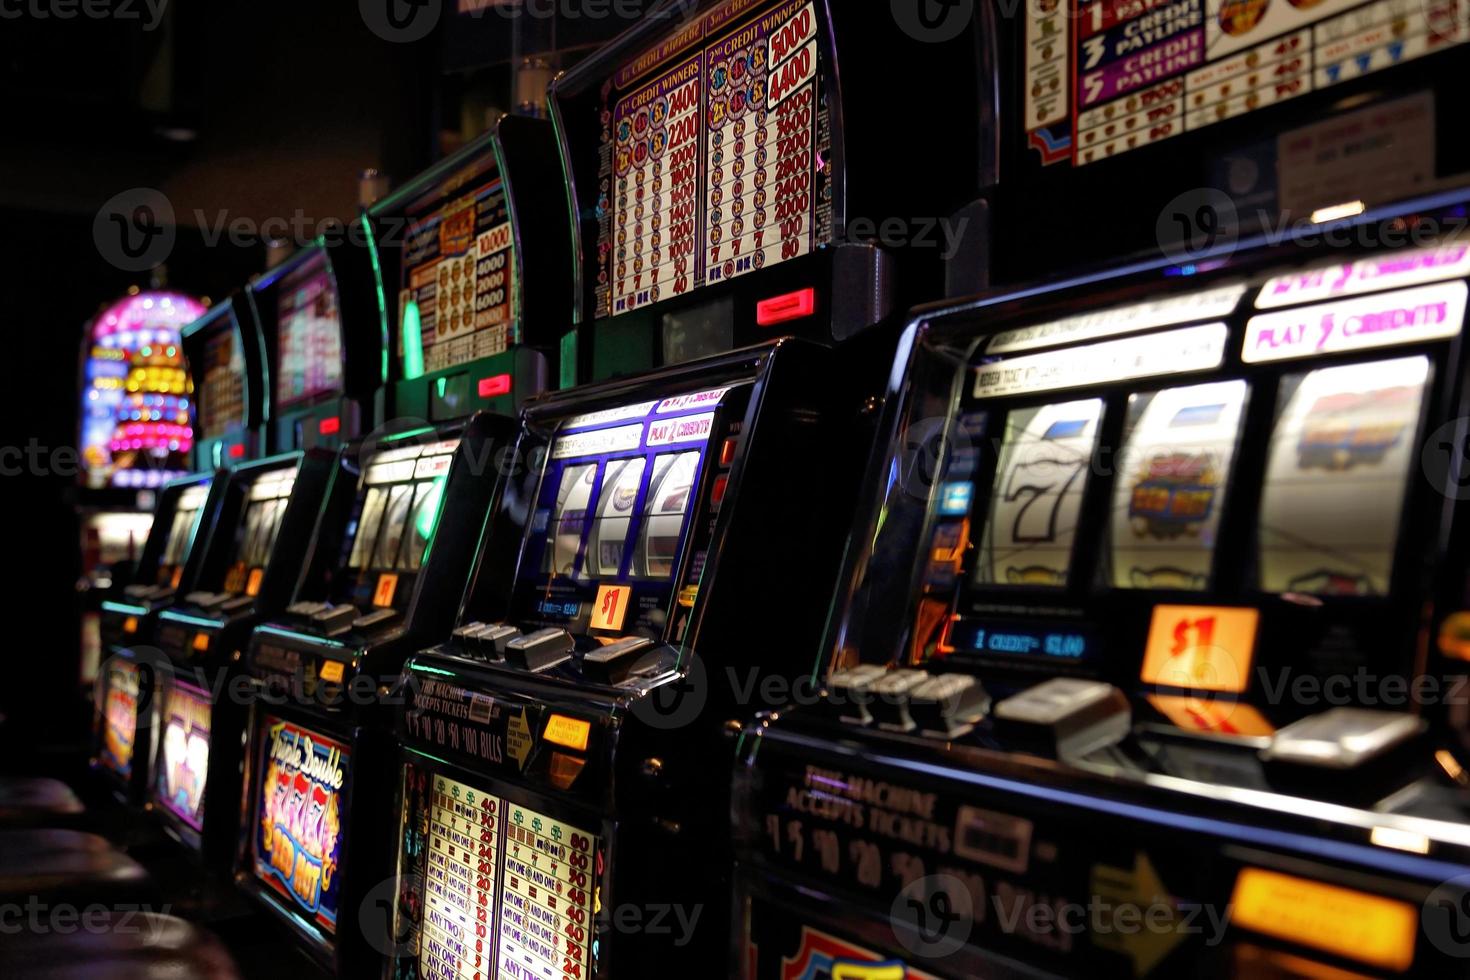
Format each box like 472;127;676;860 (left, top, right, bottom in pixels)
735;192;1470;977
233;412;512;975
146;449;336;869
388;337;885;977
93;470;225;805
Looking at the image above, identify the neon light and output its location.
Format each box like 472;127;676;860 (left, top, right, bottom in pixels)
362;213;390;385
402;299;424;382
414;476;447;550
102;601;149;616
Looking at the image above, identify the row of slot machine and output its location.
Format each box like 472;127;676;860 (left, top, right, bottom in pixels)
82;0;1470;977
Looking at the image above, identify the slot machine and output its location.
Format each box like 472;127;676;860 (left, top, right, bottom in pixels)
148;452;334;870
244;237;382;454
381;1;985;976
731;0;1470;966
94;470;224;806
232;117;572;976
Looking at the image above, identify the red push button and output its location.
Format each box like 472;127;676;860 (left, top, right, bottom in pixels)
756;287;816;326
711;474;729;507
720;437;738;467
318;416;341;436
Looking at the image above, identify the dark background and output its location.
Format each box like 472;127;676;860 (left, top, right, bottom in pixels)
0;0;640;744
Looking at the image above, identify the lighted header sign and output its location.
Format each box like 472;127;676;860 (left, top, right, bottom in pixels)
986;284;1246;354
594;0;833;318
1022;0;1470;166
1255;242;1470;308
974;323;1228;397
251;717;347;935
1242;281;1466;362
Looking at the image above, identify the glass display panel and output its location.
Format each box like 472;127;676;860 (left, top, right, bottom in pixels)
1258;356;1428;596
977;399;1104;587
1110;380;1248;590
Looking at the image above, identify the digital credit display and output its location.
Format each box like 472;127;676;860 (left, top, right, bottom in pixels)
251;716;348;935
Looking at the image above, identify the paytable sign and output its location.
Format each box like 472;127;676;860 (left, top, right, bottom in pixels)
419;775;501;980
497;803;598;980
595;0;833;319
1033;0;1470;166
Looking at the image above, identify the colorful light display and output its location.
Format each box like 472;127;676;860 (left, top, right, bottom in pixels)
80;289;207;489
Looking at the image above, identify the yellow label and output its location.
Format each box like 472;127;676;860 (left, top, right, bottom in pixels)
1142;605;1259;694
246;567;265;598
1231;867;1415;972
589;584;630;631
123;616;138;635
543;713;591;752
373;573;399;608
192;632;210;653
319;660;345;684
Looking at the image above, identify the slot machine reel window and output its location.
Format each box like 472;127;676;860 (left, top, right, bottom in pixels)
518;391;731;636
226;469;298;595
276;258;344;409
344;441;459;592
159;484;211;584
977;399;1104;588
1258;356;1430;597
1108;380;1249;591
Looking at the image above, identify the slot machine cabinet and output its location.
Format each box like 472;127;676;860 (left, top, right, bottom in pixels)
734;197;1470;977
144;449;336;873
244;239;382;454
93;471;225;807
388;337;880;979
181;297;266;472
233;415;511;976
232;109;574;975
366;114;573;417
548;0;986;382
